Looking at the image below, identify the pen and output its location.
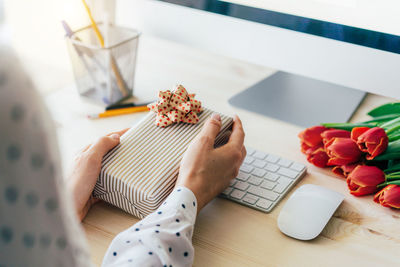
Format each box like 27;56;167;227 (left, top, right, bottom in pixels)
88;105;149;119
106;101;153;111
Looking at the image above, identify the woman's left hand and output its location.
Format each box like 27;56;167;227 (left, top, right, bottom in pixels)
68;129;129;221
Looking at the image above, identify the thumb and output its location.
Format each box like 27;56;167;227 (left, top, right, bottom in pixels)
197;113;222;146
89;134;121;157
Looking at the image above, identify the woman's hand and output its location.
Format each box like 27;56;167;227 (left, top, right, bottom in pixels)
68;129;129;221
176;114;246;212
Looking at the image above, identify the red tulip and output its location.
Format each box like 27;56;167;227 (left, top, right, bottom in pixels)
332;163;359;178
374;184;400;209
298;126;328;154
347;165;385;196
321;129;350;145
350;127;370;141
325;138;362;166
306;146;329;168
351;127;388;160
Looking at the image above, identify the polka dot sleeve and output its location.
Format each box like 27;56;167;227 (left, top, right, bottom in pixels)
102;186;198;267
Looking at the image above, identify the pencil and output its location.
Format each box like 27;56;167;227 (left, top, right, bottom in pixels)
106;101;153;111
81;0;129;96
88;105;149;119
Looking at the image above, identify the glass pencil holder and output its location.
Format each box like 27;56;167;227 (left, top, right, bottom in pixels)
67;23;140;106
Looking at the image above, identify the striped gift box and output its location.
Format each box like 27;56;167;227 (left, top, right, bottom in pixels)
94;109;233;218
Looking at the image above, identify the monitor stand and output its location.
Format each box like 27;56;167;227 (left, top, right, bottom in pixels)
228;71;366;128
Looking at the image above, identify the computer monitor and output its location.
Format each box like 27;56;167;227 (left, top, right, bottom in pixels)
115;0;400;127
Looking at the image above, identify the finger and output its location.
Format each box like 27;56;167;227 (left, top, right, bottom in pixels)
197;113;222;146
241;145;247;161
107;128;129;137
80;144;91;153
89;134;121;157
227;115;245;148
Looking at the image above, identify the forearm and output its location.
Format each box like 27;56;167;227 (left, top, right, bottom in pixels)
102;186;197;267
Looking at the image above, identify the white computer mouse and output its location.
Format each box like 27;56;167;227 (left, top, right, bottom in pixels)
277;184;344;240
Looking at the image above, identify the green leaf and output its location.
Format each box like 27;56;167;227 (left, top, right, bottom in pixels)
374;152;400;161
372;140;400;160
368;103;400;117
321;122;376;131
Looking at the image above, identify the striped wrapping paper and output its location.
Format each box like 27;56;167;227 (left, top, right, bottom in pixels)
94;108;233;218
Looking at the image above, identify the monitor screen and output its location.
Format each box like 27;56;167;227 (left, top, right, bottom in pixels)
157;0;400;54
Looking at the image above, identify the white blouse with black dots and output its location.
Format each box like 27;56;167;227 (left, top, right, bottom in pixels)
0;45;197;267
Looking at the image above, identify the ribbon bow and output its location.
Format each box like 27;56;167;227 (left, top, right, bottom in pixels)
147;85;203;127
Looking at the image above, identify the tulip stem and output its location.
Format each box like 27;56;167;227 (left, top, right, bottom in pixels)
386;174;400;181
385;162;400;174
386;124;400;135
321;123;376;131
378;180;400;188
364;114;400;124
380;117;400;129
388;132;400;142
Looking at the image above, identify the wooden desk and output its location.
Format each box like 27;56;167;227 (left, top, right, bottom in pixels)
45;35;400;267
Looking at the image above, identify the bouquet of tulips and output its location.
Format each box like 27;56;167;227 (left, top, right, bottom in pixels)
299;103;400;209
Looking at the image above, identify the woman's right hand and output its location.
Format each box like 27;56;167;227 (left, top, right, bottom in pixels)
176;113;246;212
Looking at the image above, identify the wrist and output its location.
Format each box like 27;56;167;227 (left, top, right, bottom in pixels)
176;178;205;213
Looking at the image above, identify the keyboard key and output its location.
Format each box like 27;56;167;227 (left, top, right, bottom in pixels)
260;180;276;190
291;162;305;172
230;189;246;200
253;159;266;168
256;199;273;209
244;156;255;164
266;154;280;163
265;163;279;172
246;147;256;156
236;171;250;181
248;176;263;186
234;181;250;191
253;151;267;160
240;164;253;173
274;177;292;193
221;148;306;214
243;194;259;205
264;172;279;182
248;185;279;201
252;168;266;177
222;187;233;195
277;158;293;168
277;167;299;179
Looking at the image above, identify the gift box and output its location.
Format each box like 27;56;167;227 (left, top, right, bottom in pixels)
94;109;233;218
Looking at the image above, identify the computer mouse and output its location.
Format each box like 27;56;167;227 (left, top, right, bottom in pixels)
277;184;344;240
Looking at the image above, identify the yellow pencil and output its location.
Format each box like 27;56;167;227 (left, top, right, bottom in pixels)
88;105;149;119
81;0;128;96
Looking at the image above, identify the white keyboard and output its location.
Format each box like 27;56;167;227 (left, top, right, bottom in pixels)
221;148;306;213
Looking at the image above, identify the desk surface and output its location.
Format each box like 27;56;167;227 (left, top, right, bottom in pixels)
45;35;400;267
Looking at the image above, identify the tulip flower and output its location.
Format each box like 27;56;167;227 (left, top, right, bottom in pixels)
332;163;359;178
373;184;400;209
298;126;328;154
351;127;388;160
325;138;362;166
306;146;329;168
347;165;385;196
321;129;350;145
